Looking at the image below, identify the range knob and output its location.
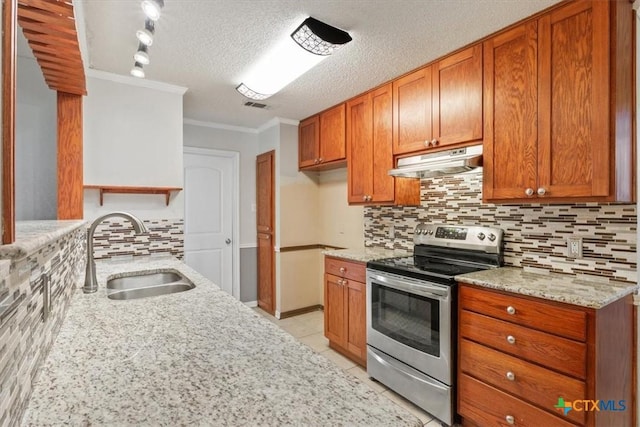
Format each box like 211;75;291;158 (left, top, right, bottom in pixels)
427;230;434;235
477;232;486;241
488;233;496;242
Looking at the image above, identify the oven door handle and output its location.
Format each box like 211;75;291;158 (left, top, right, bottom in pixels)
368;272;449;299
368;346;448;393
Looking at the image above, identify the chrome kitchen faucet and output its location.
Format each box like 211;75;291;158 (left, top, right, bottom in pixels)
83;212;148;293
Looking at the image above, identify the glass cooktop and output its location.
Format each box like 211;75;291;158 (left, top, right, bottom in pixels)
367;256;488;284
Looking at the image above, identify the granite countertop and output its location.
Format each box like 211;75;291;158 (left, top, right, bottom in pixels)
323;247;411;263
455;266;638;309
22;257;421;426
0;220;86;260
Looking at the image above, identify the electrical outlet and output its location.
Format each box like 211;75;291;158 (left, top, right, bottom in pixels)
567;237;583;259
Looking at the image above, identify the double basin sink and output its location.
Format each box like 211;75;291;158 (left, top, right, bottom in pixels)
106;270;195;300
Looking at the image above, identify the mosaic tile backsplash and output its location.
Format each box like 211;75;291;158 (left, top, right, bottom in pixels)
0;226;85;426
92;218;184;260
365;172;637;284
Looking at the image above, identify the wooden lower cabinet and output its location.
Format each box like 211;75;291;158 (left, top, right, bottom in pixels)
458;284;634;427
324;256;366;366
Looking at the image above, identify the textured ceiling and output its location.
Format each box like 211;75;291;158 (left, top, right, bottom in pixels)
81;0;562;129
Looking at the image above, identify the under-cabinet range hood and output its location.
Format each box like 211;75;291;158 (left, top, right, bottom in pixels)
388;145;482;179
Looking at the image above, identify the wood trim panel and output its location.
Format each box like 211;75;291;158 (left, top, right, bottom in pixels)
279;304;323;319
57;92;83;219
2;0;17;244
17;0;86;95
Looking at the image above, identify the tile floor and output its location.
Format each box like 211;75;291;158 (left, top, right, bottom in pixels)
255;308;445;427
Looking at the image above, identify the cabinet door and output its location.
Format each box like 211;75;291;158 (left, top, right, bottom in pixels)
298;116;319;169
433;44;483;147
256;151;274;233
319;103;346;164
346;93;373;204
393;66;433;155
370;84;395;203
483;22;539;201
537;0;610;198
324;273;346;346
344;278;366;362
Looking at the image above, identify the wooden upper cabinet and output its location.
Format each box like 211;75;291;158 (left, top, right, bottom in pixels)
319;103;346;163
347;84;419;205
537;0;610;199
393;44;483;156
298;116;319;169
484;0;634;203
346;92;372;204
392;66;434;155
299;104;347;170
483;22;539;201
433;44;483;147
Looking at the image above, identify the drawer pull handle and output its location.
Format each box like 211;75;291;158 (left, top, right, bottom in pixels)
506;415;515;425
506;306;516;315
339;267;346;273
506;371;515;381
506;335;516;345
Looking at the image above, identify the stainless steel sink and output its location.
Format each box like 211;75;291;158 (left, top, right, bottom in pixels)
106;270;195;300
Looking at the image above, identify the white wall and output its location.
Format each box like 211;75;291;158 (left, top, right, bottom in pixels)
15;54;57;220
83;71;186;220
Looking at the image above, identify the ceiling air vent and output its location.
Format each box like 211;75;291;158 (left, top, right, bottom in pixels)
243;101;269;109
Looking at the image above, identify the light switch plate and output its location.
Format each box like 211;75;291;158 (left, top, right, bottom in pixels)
567;237;583;259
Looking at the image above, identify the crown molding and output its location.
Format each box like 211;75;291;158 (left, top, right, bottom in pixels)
256;117;300;133
86;69;189;95
183;118;258;134
184;116;300;134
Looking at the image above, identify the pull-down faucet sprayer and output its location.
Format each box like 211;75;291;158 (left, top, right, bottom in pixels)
83;212;148;293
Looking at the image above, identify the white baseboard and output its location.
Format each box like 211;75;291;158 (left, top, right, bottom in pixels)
244;301;258;308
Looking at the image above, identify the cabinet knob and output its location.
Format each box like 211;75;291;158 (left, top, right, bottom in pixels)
337;279;343;285
363;195;368;201
342;279;348;286
431;139;438;146
506;335;516;344
505;415;515;425
506;371;515;381
424;140;430;147
525;188;534;197
506;306;516;315
318;157;323;163
537;187;546;196
339;267;346;273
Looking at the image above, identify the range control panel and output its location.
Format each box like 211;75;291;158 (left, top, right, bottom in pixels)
414;223;504;254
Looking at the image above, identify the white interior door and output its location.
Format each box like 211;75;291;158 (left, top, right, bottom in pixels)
184;148;238;297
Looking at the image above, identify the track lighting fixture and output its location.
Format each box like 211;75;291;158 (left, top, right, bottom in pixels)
141;0;164;21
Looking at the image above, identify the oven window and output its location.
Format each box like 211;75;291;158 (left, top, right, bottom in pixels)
371;282;440;357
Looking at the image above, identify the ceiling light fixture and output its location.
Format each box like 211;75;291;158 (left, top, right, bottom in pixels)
133;44;150;65
236;16;351;101
136;19;155;47
141;0;164;21
291;17;352;56
130;62;145;78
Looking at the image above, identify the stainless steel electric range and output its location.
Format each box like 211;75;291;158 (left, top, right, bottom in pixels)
366;223;504;426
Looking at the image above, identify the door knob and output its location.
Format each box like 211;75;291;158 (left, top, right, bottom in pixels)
225;238;231;244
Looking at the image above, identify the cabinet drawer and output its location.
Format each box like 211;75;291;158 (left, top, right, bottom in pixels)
460;338;586;425
460;310;586;379
325;257;366;282
459;374;576;427
460;285;587;341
